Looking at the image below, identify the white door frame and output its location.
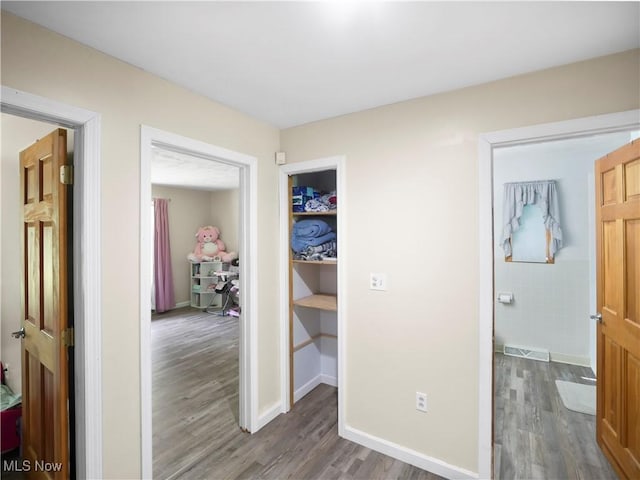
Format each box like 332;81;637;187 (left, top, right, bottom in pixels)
139;125;258;478
278;155;346;435
477;109;640;478
1;86;103;479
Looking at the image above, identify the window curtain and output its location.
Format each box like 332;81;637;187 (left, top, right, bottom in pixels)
153;198;175;313
501;180;563;258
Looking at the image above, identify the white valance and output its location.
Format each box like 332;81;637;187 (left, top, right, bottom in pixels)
501;180;563;258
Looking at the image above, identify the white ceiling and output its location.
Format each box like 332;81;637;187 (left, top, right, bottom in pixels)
151;147;239;190
3;1;639;129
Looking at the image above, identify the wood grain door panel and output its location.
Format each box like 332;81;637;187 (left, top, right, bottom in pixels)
20;129;70;480
596;139;640;480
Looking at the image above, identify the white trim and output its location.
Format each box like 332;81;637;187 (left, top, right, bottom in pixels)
1;86;103;480
254;401;282;431
139;126;258;478
477;135;494;480
292;374;338;403
174;300;190;309
478;109;640;480
343;425;478;480
549;353;591;367
320;373;337;388
293;375;322;404
278;155;346;438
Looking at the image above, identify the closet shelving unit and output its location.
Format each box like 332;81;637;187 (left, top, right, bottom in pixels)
288;171;338;407
291;210;337;311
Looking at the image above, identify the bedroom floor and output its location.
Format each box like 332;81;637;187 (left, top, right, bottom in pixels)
152;306;441;480
493;353;617;479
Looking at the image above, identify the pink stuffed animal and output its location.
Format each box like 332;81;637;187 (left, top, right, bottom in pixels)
187;226;237;263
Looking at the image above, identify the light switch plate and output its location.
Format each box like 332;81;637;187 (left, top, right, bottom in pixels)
370;273;387;291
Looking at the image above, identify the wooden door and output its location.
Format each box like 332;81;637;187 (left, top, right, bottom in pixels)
20;129;71;479
595;139;640;480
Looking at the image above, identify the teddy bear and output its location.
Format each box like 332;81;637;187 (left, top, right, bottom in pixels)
187;225;238;263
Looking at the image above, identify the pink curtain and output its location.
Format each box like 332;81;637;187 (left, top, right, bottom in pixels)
154;198;175;313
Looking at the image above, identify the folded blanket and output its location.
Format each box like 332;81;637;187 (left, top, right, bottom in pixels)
291;231;336;253
292;219;332;238
305;240;336;254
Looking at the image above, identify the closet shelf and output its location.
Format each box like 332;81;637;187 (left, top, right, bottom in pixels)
292;210;337;216
293;294;337;311
292;259;337;265
293;333;338;352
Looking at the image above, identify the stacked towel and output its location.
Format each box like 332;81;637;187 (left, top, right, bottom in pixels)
291;219;336;253
304;191;336;212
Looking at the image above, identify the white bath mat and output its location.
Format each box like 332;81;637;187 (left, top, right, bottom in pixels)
555;380;596;416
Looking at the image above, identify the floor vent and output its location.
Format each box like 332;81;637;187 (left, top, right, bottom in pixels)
503;344;550;362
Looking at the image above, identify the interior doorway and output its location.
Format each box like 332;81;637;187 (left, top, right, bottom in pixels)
491;130;638;479
0;86;103;479
139;126;258;478
149;146;242;478
1;115;76;478
477;109;640;479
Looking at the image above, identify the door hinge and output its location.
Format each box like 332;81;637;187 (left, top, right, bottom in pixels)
63;327;75;347
60;165;74;185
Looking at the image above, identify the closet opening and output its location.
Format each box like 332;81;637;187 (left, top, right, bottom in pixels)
288;170;338;406
279;155;346;436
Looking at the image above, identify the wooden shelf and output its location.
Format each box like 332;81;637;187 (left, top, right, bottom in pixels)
293;294;337;311
292;210;337;216
292;259;337;265
293;333;338;352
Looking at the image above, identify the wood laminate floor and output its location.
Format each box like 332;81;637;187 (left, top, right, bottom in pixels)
493;353;617;480
152;307;442;480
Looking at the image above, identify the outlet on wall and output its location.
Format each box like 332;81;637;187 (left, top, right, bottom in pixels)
416;391;427;412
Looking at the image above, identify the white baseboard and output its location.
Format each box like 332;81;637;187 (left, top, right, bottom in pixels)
343;425;478;479
175;300;190;308
495;344;591;368
320;374;337;387
254;401;282;432
294;375;323;403
294;373;337;403
550;352;591;367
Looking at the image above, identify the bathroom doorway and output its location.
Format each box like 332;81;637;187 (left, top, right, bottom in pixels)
490;129;639;479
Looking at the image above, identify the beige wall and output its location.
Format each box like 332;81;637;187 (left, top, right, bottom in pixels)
1;12;280;479
0;114;73;394
281;49;640;472
210;188;239;254
151;185;214;306
3;10;639;478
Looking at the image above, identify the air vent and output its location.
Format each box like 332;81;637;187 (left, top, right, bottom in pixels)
503;344;550;362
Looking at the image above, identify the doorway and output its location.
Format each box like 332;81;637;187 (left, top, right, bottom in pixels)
1;116;76;477
0;86;103;479
139;126;258;478
491;131;637;479
477;109;640;478
149;146;241;478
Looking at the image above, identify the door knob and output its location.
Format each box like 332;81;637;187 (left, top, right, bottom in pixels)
11;327;25;339
590;313;602;323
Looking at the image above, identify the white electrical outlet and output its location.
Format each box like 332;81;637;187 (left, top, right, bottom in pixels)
370;273;387;291
416;392;427;412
